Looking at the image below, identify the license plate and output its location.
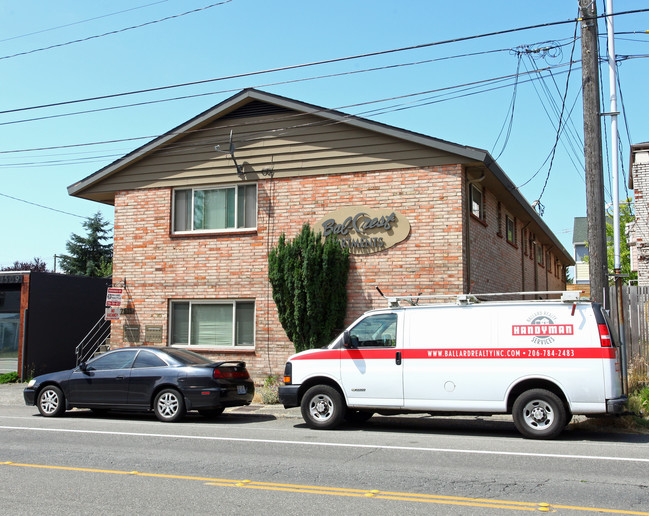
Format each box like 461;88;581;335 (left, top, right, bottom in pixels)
237;385;247;395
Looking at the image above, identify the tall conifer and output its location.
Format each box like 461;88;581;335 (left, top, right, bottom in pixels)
268;223;349;352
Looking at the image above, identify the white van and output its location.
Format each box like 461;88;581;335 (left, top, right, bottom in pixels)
278;291;627;439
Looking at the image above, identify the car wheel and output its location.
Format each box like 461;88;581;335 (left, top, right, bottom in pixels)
198;407;225;419
301;385;345;430
344;409;374;424
37;386;66;417
154;388;186;422
512;389;567;439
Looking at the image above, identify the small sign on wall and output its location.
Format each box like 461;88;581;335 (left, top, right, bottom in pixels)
145;325;163;343
124;325;140;343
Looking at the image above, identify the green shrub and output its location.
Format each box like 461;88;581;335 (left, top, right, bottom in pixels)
268;223;349;353
0;372;19;384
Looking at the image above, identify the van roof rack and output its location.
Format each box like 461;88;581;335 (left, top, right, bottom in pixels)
375;287;586;308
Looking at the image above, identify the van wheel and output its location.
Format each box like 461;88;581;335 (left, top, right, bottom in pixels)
512;389;567;439
301;385;345;430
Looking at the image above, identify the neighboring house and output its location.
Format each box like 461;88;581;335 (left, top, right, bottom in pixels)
67;88;574;381
628;142;649;285
0;271;111;378
572;217;590;284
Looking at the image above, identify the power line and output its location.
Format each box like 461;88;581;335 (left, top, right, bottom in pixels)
0;47;514;128
0;60;577;159
3;9;648;116
0;192;87;218
0;0;170;44
0;0;233;61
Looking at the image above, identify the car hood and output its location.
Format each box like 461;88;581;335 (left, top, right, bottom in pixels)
28;368;77;386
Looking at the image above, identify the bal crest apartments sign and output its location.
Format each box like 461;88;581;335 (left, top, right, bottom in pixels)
315;206;411;254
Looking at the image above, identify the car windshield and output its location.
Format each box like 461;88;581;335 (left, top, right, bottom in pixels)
162;348;213;365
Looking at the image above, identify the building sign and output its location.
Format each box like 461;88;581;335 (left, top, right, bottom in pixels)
315;206;411;254
105;287;123;321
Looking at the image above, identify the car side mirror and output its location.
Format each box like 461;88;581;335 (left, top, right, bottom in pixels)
79;362;88;373
343;331;357;349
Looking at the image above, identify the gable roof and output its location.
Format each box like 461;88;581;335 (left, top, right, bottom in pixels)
68;88;573;264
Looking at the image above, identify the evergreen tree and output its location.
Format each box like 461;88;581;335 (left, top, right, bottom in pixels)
268;223;349;353
60;212;113;277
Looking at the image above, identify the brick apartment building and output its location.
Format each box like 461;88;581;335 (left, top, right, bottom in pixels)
628;142;649;284
68;89;573;381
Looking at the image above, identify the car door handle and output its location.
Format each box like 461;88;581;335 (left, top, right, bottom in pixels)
115;376;125;380
395;351;402;365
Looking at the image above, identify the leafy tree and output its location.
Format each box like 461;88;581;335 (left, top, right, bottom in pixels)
268;223;350;353
606;199;637;284
1;257;49;272
59;212;113;277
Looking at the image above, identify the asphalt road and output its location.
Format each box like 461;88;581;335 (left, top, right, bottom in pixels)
1;385;649;515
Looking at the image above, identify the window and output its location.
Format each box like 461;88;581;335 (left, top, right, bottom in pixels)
506;215;516;245
349;313;397;348
87;349;138;370
470;184;484;220
173;184;257;233
536;244;544;266
575;244;588;262
133;350;167;368
170;300;255;347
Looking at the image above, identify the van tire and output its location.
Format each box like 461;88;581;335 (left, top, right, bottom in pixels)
301;385;345;430
512;389;567;439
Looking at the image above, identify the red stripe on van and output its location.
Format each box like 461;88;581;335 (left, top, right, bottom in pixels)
291;348;616;360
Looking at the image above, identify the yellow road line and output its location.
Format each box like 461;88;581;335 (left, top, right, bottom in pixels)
3;460;648;515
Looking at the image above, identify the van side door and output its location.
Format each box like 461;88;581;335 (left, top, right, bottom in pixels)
340;312;403;408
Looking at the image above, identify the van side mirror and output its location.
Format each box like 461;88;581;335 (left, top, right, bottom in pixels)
343;331;359;349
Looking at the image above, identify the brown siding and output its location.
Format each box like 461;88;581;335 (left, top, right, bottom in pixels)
87;113;475;196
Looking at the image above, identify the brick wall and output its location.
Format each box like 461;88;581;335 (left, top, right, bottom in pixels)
111;163;565;382
466;184;566;295
632;158;649;285
111;165;466;382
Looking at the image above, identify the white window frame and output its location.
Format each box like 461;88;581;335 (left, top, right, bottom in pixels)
169;299;256;349
171;183;257;235
470;184;484;221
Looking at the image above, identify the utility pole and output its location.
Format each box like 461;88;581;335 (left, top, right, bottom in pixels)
605;0;629;395
580;0;608;306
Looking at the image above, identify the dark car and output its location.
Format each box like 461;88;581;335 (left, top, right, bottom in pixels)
24;346;255;422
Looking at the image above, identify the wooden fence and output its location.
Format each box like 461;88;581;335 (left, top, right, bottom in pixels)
607;286;649;378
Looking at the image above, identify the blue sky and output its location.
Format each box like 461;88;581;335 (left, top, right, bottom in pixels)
1;0;647;270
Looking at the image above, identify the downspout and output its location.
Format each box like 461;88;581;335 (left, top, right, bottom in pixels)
545;245;555;294
465;169;485;293
521;222;531;293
